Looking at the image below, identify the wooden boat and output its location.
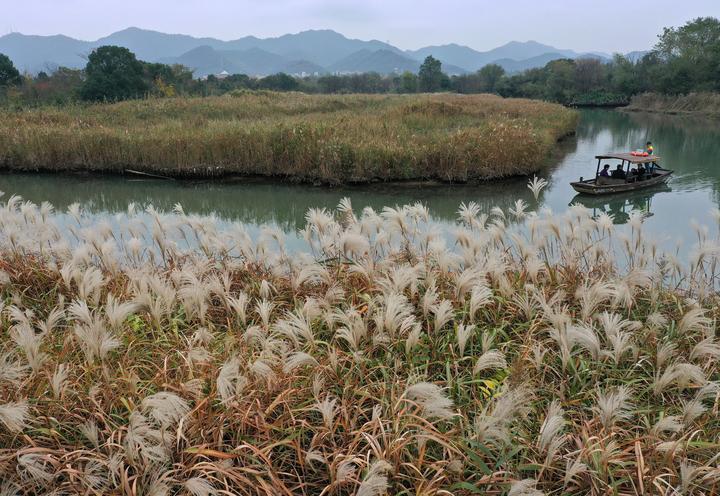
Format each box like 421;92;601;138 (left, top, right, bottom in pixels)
570;153;673;195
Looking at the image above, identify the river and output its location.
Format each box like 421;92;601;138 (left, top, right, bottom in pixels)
2;109;720;254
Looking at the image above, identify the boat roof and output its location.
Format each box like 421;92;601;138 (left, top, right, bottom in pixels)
596;153;660;164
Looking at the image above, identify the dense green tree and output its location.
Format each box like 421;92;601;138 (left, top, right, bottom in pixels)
258;73;299;91
0;53;22;87
400;71;418;93
654;17;720;92
418;56;443;92
477;64;505;93
80;46;148;102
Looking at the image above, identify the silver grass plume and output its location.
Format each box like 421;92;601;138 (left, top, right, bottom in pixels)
593;386;632;429
403;382;455;420
184;477;216;496
473;349;507;375
509;478;544;496
0;401;30;432
538;400;565;464
357;460;393;496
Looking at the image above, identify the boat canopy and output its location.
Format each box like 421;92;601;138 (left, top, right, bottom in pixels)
595;153;660;164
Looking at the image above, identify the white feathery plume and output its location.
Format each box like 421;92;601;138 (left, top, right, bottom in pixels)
651;415;683;436
593;386;632;429
357;460;393;496
404;322;423;354
677;307;712;335
527;175;548;201
79;421;101;448
566;324;601;360
433;299;454;332
656;342;678;369
105;294;140;329
313;396;338;429
0;401;30;432
184;477;217;496
10;322;46;372
473;349;507;375
403;382;455;420
421;283;438;319
249;357;276;381
474;386;532;444
690;337;720;362
469;284;493;320
216;357;247;404
653;363;707;395
564;457;588;488
50;363;68;398
73;319;120;364
141;391;189;427
456;323;475;356
0;352;28;385
336;459;357;482
17;453;53;483
538;400;565;461
228;292;249;326
283;351;318;373
509;478;544;496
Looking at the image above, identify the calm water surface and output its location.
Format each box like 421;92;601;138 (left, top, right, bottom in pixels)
2;109;720;254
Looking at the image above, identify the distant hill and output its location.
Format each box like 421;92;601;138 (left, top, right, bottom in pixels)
0;32;90;73
0;27;635;77
407;41;578;72
161;46;324;77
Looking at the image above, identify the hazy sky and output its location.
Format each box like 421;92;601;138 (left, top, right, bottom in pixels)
4;0;719;53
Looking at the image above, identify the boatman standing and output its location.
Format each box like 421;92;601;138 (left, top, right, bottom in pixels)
646;141;654;155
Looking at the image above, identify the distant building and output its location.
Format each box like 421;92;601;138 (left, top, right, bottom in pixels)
199;70;231;81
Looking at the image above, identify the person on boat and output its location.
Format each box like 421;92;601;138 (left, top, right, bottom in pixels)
599;164;610;177
611;164;626;179
636;163;647;179
646;141;654;155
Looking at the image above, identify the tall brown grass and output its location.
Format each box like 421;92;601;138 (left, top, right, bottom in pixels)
0;92;577;183
626;92;720;117
0;190;720;494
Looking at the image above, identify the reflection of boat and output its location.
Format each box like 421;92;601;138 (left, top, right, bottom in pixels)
570;153;673;195
570;184;671;225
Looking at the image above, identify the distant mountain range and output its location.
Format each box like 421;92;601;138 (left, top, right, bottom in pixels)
0;27;646;77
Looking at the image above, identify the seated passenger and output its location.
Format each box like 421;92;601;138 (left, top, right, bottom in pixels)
599;164;610;177
611;165;626;179
636;164;646;179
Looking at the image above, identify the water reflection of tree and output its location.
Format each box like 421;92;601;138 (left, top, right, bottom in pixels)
1;172;565;231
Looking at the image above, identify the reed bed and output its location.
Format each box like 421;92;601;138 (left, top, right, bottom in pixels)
626;92;720;117
0;185;720;495
0;93;577;183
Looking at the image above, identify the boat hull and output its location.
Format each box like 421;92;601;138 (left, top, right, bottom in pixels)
570;170;673;195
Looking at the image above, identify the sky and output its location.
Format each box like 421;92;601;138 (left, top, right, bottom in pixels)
3;0;719;53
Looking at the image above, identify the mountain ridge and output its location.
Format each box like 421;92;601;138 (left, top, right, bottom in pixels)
0;27;635;77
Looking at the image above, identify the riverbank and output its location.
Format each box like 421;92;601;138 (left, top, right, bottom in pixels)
0;92;577;184
624;92;720;117
0;196;719;494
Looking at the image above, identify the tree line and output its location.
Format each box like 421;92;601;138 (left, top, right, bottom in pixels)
1;17;718;106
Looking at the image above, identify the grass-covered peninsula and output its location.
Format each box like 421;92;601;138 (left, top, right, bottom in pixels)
0;92;576;184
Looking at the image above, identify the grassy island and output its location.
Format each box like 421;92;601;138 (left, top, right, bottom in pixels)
0;92;576;184
0;193;719;494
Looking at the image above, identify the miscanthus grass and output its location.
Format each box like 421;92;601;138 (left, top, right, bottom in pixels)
0;92;577;184
0;187;719;495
